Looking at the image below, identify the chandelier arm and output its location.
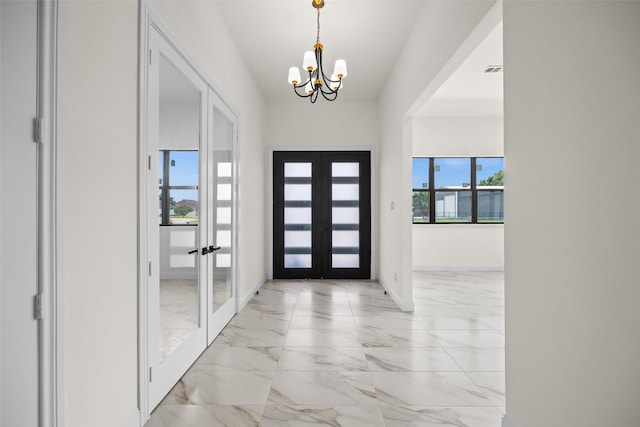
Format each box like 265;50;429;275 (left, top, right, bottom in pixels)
315;48;341;88
292;86;312;98
293;75;312;90
310;88;320;103
319;85;338;101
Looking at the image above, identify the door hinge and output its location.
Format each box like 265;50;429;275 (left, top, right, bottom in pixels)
149;49;152;65
148;155;151;171
149;367;152;382
34;294;44;320
33;118;44;144
148;261;152;276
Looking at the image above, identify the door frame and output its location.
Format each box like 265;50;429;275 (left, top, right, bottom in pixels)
138;3;240;422
267;146;378;281
33;1;66;426
1;0;68;425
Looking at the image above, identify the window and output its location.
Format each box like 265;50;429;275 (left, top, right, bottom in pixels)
412;157;504;224
159;150;199;225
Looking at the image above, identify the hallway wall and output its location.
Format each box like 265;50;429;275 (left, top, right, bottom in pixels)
66;1;139;426
503;1;640;426
265;101;378;150
65;1;267;426
377;0;498;307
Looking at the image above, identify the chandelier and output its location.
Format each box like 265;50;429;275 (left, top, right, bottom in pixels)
287;0;348;103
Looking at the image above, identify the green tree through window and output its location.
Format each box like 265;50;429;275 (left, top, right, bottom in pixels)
479;170;504;186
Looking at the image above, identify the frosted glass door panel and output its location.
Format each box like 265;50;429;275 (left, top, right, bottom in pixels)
332;184;360;201
218;162;231;177
285;208;312;224
332;162;359;177
283;162;313;270
332;207;359;224
217;207;231;224
332;254;360;269
331;162;361;270
217;230;231;247
285;254;312;269
285;162;312;177
217;183;231;200
285;184;312;201
332;230;359;248
285;230;312;247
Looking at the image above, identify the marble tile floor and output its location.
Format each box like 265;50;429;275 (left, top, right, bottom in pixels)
159;279;199;360
159;279;233;360
147;271;505;426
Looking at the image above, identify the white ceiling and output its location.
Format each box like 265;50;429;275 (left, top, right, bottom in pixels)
214;0;503;114
216;0;425;102
415;21;503;116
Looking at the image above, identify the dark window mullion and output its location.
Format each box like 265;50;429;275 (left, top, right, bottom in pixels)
429;158;435;223
161;150;170;225
471;157;478;223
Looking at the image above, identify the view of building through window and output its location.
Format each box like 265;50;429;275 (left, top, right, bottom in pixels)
412;157;504;224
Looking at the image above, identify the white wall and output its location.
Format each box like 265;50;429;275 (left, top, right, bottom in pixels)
66;1;139;426
266;101;379;149
412;116;503;156
503;2;640;426
377;0;498;306
412;116;504;270
65;1;267;426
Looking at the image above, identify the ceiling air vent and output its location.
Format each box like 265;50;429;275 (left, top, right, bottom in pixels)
484;65;503;74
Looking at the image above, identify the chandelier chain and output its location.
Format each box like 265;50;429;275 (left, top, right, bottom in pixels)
316;7;321;45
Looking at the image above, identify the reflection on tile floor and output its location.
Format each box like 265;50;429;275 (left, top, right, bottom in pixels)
146;271;505;426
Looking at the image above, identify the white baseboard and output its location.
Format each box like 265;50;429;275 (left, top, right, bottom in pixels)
502;415;516;427
413;265;504;272
378;276;415;312
120;408;141;427
238;276;266;312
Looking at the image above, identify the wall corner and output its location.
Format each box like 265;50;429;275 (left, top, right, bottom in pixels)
502;415;516;427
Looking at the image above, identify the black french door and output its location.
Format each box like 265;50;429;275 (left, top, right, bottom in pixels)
273;151;371;279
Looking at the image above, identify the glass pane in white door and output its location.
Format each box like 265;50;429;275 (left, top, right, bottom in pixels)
210;107;234;312
157;54;202;361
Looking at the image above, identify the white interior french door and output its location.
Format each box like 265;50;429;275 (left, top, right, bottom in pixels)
147;27;208;409
145;23;239;412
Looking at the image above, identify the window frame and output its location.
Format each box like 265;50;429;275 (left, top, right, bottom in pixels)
412;156;504;225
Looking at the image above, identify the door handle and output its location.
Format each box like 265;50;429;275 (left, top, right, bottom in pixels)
201;247;210;255
188;249;198;255
209;245;221;252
